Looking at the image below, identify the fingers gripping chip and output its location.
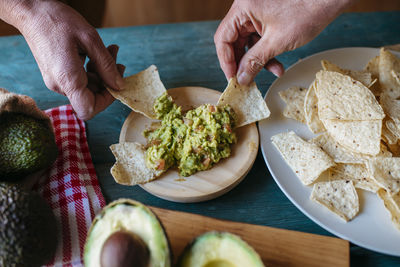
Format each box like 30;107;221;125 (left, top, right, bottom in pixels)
107;65;167;119
217;77;270;128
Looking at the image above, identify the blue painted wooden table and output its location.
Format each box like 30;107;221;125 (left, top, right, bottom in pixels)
1;11;399;267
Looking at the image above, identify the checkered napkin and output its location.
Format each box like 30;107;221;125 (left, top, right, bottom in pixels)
33;105;106;266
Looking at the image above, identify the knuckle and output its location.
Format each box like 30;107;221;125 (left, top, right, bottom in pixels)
246;56;265;74
81;28;101;45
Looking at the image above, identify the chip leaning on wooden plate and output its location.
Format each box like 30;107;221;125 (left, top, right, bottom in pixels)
273;48;400;230
107;66;270;186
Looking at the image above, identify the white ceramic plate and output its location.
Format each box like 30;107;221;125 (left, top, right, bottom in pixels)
120;86;259;203
259;47;400;256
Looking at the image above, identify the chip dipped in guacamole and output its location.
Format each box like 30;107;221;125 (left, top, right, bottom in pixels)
144;93;237;177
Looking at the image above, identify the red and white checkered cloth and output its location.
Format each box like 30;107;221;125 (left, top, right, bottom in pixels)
33;105;106;266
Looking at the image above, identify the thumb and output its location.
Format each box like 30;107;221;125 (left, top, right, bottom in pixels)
237;35;282;85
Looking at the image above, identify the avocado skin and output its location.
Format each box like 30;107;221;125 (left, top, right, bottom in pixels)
84;199;172;267
0;113;58;181
0;183;58;267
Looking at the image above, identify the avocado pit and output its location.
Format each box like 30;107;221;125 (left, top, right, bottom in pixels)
100;230;150;267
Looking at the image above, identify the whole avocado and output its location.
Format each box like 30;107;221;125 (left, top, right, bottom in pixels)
0;183;58;266
0;112;58;181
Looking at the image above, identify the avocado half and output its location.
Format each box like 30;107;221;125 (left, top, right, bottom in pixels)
84;199;171;267
177;231;264;267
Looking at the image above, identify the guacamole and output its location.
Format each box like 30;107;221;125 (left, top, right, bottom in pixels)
144;93;237;177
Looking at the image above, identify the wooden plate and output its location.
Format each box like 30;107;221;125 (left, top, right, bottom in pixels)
120;87;259;203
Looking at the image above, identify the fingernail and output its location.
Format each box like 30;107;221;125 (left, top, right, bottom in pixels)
237;72;252;85
269;65;283;77
115;75;125;90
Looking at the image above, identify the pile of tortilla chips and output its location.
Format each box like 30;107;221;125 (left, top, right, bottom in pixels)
108;65;270;186
273;48;400;230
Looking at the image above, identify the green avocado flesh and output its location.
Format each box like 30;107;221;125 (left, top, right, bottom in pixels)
0;113;58;181
0;183;58;267
177;232;264;267
84;200;171;267
144;93;237;177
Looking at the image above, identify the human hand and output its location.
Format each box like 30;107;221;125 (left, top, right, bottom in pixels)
214;0;352;85
13;1;125;120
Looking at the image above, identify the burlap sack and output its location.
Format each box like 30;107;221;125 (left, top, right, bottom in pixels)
0;88;52;130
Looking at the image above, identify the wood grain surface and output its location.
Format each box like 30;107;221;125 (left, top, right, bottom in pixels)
151;206;350;267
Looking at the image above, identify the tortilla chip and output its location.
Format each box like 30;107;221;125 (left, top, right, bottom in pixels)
379;48;400;98
217;77;270;127
315;71;384;121
387;142;400;157
304;81;325;133
310;132;391;164
107;65;167;119
271;131;334;185
329;164;380;192
110;142;163;185
365;56;380;78
392;70;400;86
311;180;359;221
382;120;399;145
366;157;400;195
380;93;400;127
278;86;307;123
377;188;400;230
385;119;400;140
321;60;373;87
323;119;382;156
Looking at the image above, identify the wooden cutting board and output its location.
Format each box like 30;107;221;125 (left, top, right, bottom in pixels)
151;206;349;267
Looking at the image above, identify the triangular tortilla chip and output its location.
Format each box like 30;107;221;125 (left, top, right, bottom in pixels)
382;120;399;145
380;93;400;127
392;70;400;86
386;119;400;139
365;55;380;78
329;164;380;193
311;180;359;222
379;48;400;99
310;132;391;164
217;77;270;127
271;131;334;185
304;81;325;133
323;119;382;156
366;157;400;195
110;142;163;185
321;60;373;87
377;188;400;231
315;71;384;121
278;86;307;123
107;65;166;119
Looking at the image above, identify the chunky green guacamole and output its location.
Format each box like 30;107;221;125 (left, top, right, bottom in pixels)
144;93;237;177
